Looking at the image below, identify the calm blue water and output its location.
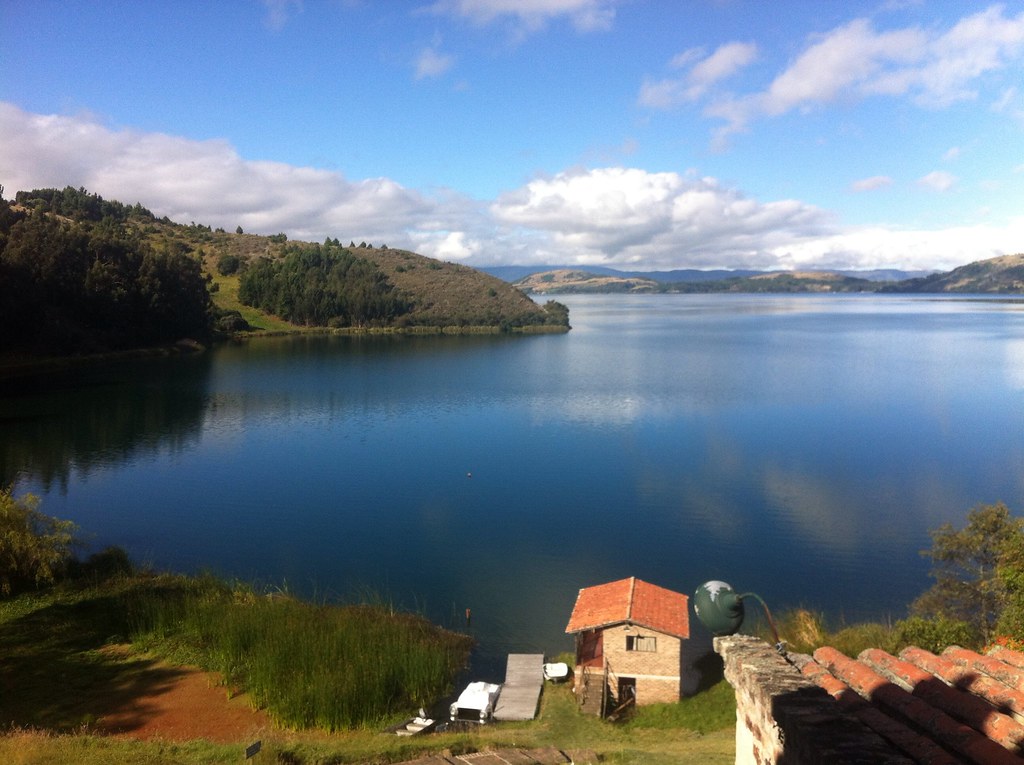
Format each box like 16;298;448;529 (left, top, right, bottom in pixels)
5;294;1024;678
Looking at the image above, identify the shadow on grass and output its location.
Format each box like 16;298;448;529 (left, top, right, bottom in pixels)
0;584;187;732
692;651;725;693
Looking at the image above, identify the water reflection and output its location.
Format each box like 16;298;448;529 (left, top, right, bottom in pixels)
0;354;210;489
6;295;1024;676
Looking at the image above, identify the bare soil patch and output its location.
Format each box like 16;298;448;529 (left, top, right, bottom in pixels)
94;646;271;743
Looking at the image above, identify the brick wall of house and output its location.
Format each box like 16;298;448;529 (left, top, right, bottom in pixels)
601;624;683;705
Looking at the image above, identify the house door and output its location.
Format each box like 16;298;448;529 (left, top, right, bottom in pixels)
578;629;603;667
617;677;636;705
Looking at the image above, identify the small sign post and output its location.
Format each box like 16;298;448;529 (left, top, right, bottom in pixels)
245;740;262;760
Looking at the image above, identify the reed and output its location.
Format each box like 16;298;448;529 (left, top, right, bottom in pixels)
123;574;472;730
767;607;900;656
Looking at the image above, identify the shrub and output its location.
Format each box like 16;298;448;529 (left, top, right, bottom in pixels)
892;616;977;653
985;634;1024;652
216;253;240;276
829;621;897;657
0;488;78;595
67;545;134;583
214;309;250;333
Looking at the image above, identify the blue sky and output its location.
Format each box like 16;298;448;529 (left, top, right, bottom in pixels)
2;0;1023;271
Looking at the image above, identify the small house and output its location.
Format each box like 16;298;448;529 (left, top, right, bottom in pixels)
565;576;690;714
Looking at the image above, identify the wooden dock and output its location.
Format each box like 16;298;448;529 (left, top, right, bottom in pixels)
493;653;544;722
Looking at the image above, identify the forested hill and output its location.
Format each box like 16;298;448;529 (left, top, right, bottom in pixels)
0;186;569;360
878;253;1024;293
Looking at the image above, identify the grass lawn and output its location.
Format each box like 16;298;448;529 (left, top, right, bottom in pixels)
0;578;735;764
0;685;736;765
209;272;297;333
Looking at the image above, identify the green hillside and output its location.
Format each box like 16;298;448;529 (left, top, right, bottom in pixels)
879;253;1024;293
0;186;569;360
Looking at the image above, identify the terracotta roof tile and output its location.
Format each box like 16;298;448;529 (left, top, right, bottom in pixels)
803;644;1024;764
564;577;689;638
943;646;1024;690
800;657;962;765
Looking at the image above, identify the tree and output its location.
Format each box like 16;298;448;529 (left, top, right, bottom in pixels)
217;253;240;276
0;488;78;595
912;502;1024;645
0;201;213;353
997;530;1024;639
238;242;409;327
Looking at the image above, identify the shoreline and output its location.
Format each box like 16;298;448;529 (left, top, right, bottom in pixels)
0;323;569;380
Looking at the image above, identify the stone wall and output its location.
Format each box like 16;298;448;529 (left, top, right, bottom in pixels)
714;635;914;765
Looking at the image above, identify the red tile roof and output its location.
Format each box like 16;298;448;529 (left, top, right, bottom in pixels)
564;577;689;639
796;644;1024;764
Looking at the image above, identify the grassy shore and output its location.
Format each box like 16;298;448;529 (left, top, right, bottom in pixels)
0;573;471;732
0;573;735;764
0;683;735;765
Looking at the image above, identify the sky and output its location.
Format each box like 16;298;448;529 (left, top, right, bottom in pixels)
2;0;1023;272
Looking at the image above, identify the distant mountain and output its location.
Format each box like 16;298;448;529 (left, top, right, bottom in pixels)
879;253;1024;293
512;258;1024;295
484;264;925;284
514;269;662;294
696;271;881;293
842;268;932;282
483;265;626;282
516;268;881;295
485;265;765;283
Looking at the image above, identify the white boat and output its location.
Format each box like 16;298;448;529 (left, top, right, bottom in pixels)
449;681;501;723
387;706;437;736
390;715;436;736
543;662;570;682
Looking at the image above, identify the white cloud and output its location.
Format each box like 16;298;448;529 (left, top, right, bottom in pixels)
911;5;1024;106
491;166;833;268
639;42;757;109
691;42;758;89
992;86;1017;112
763;20;924;115
917;170;957;191
991;86;1024;123
662;6;1024;143
0;102;448;246
767;220;1024;272
942;146;961;161
426;0;616;33
850;175;893;192
412;230;482;260
415;46;455;79
2;102;1020;274
261;0;302;31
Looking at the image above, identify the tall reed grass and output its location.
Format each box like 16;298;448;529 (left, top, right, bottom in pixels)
765;608;896;656
121;574;471;730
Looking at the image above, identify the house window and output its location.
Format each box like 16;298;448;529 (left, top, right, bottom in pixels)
626;634;656;652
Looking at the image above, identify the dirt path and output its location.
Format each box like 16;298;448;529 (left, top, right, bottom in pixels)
94;647;271;743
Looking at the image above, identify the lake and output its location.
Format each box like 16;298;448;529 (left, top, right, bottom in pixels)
5;294;1024;679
